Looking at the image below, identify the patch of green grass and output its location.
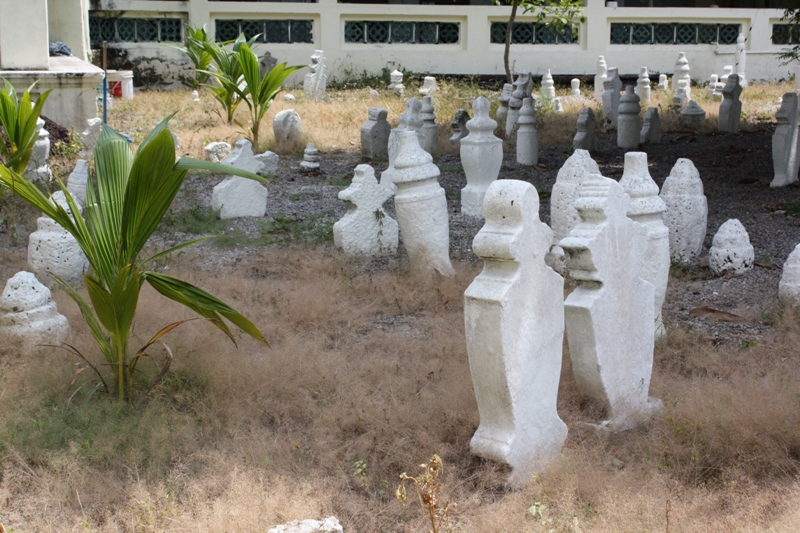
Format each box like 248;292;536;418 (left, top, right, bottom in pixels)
158;205;226;236
328;175;353;187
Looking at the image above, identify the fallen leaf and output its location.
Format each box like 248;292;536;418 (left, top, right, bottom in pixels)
755;260;781;270
689;307;746;322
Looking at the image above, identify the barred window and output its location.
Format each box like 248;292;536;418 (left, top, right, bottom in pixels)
215;19;313;43
490;22;578;45
344;21;460;44
89;16;183;44
609;22;740;45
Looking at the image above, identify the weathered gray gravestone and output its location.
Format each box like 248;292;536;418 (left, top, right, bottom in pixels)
772;92;800;188
640;107;661;145
573;108;596;152
719;74;742;133
360;107;391;161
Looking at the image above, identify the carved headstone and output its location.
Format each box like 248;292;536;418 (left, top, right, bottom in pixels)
465;179;567;487
28;192;89;287
709;219;754;276
516;97;538;166
779;244;800;306
620;152;670;339
0;271;69;350
659;158;707;264
602;68;622;128
571;78;581;96
273;109;303;149
672;52;691;98
449;109;470;146
333;164;398;256
303;50;327;101
66;159;89;205
393;130;454;276
640;107;661;145
680;100;705;128
573;108;596;152
673;80;689;110
540;69;556;107
617;86;642;150
719;74;742;133
635;67;651;107
595;56;608;103
360;107;391;161
561;174;660;429
496;83;513;126
547;149;600;272
461;96;503;218
771;92;800;188
419;96;439;153
506;71;531;136
259;51;277;78
212;140;268;219
707;74;719;99
204;141;232;163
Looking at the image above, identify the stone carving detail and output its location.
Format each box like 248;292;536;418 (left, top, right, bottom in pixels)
334;164;398;256
419;96;439;153
516;97;538;166
617;86;642;150
461;96;503;219
719;74;742;133
709;219;754;276
0;271;69;350
360;107;390;161
573;108;596;152
449;109;470;146
620;152;670;339
640;107;662;145
560;174;660;429
465;179;567;487
779;244;800;306
303;50;327;101
771;93;800;188
393;130;454;276
659;158;707;264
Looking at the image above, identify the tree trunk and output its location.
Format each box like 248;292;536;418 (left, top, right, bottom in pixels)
504;0;520;84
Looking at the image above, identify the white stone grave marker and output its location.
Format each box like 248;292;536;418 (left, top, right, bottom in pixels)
659;158;707;264
0;271;69;350
334;164;398;256
461;96;503;218
635;67;651;107
709;219;754;276
573;108;596;152
640;107;662;144
516;97;538;166
618;86;642;150
602;68;622;128
419;95;439;153
771;92;800;188
595;56;607;103
360;107;391;161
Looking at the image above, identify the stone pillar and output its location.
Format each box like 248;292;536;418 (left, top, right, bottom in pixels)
672;52;691;99
772;92;800;188
735;33;747;87
617;86;641;150
506;71;531;137
540;69;555;108
516;97;538;166
640;107;661;145
594;55;607;104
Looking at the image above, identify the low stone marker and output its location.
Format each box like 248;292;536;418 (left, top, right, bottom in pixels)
28;192;89;287
553;97;564;113
211;140;268;219
659;158;707;264
595;55;607;103
658;74;669;91
67;159;89;205
273;109;303;149
573;108;596;152
620;152;670;339
672;52;692;99
496;83;513;126
561;174;660;429
602;68;622;128
449;109;470;146
360;107;391;161
387;69;405;96
303;50;327;101
547;149;601;272
571;78;581;96
719;74;742;133
617;86;642;150
635;67;651;107
772;93;800;188
709;219;754;276
300;143;320;172
0;271;69;350
516;97;538;166
461;96;503;219
334;164;398;256
393;130;454;276
464;179;567;487
419;96;439;153
640;107;662;144
419;75;437;97
707;74;719;99
268;517;343;533
204;141;232;163
191;90;200;102
680;101;706;128
779;244;800;306
673;81;689;110
540;69;556;107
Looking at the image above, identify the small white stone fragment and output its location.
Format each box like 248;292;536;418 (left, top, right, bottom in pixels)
461;96;503;218
659;158;707;264
361;107;391;161
267;516;343;533
334;164;398;256
80;117;102;158
617;86;642;150
204;141;232;163
709;219;754;276
465;179;567;487
387;69;405;96
0;271;69;350
779;244;800;306
283;94;296;102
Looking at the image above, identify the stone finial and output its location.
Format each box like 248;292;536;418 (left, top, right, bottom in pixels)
680;100;706;128
595;55;608;103
419;96;439;153
333;164;398;256
0;271;69;350
540;69;556;107
393;130;454;277
360;107;391;161
461;96;503;219
719;74;743;133
772;92;800;188
672;52;691;98
735;33;747;87
620;152;670;338
67;159;89;205
547;149;600;272
635;67;651;107
465;179;567;487
779;244;800;306
449;109;471;146
571;78;581;96
602;68;622;128
560;174;660;429
28;191;89;287
658;74;669;91
300;142;320;172
573;108;596;152
640;107;662;145
496;83;513;125
506;70;531;136
204;141;232;163
388;69;405;96
419;76;438;97
212;140;268;219
659;158;707;264
273;109;303;148
709;219;754;276
303;50;327;101
516;97;539;167
617;86;642;150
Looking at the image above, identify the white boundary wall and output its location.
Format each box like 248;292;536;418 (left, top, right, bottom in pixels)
92;0;795;84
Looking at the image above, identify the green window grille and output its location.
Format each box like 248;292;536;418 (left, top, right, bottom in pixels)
772;24;800;45
89;16;183;44
344;21;461;44
610;22;740;45
490;22;579;45
214;19;313;43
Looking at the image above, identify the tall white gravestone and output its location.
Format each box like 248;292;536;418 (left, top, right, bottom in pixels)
360;107;391;161
595;56;608;103
659;158;707;264
735;33;747;87
334;164;398;256
719;74;742;133
506;71;531;137
560;174;660;429
461;97;503;219
672;52;691;98
516;97;538;166
393;130;455;277
24;118;52;182
303;50;327;101
540;69;556;107
573;108;596;152
635;67;651;107
419;76;438;97
617;86;642;150
212;140;268;219
709;219;754;276
602;68;622;128
771;92;800;188
80;117;102;158
779;244;800;306
620;152;670;339
419;96;439;153
465;180;567;487
0;271;69;351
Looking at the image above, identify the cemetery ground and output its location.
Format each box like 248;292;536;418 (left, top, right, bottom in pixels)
2;79;800;531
